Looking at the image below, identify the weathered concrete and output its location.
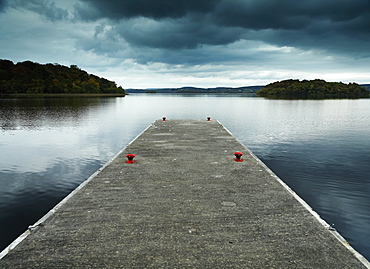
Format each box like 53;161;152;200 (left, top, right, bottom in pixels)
1;119;369;268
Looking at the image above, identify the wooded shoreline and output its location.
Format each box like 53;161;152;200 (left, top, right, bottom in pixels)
256;79;369;98
0;60;125;95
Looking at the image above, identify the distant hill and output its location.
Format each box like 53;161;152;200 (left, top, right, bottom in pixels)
126;85;264;94
0;59;125;95
257;79;369;99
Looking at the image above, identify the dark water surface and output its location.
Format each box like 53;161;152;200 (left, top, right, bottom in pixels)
1;94;369;260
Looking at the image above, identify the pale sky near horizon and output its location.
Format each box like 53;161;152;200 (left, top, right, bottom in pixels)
1;0;370;89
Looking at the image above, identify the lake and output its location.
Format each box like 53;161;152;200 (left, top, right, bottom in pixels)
1;94;369;260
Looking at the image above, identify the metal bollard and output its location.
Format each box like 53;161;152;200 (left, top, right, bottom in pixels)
126;153;135;164
234;152;243;162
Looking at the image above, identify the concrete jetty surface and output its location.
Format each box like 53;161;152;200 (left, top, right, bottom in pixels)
1;119;369;268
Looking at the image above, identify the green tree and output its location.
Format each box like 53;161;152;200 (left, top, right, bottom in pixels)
257;79;369;99
0;59;125;95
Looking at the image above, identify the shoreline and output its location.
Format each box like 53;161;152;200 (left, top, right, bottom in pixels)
0;93;127;98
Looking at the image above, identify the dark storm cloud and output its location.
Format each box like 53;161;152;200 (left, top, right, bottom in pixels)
72;0;370;58
213;0;370;30
6;0;370;55
0;0;8;11
4;0;370;67
7;0;70;21
75;0;221;20
113;16;245;50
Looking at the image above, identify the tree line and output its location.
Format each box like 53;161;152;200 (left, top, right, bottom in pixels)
0;59;125;95
256;79;369;98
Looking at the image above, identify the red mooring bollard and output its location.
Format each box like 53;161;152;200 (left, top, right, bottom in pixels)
234;152;243;162
207;117;211;121
126;154;135;164
162;117;166;121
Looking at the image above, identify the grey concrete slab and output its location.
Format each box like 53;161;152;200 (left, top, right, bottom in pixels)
1;119;369;268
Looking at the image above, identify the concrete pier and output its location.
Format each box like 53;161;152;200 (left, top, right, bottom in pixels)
1;119;369;268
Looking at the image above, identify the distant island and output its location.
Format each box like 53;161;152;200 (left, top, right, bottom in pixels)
0;59;125;95
126;86;264;94
256;79;369;99
127;82;370;97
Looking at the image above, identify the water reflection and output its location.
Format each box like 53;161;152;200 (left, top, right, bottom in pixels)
0;95;370;261
0;97;110;131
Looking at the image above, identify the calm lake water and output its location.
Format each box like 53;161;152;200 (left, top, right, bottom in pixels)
1;94;370;260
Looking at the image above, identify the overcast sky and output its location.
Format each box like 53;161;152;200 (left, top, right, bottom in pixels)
1;0;369;88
